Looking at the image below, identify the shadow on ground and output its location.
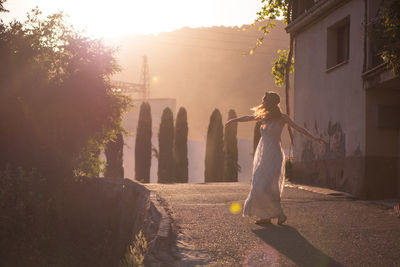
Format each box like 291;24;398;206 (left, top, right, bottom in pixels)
252;225;343;267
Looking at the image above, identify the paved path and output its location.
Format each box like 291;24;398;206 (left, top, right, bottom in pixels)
146;183;400;267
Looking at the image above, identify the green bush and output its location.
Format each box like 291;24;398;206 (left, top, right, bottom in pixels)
135;102;152;183
120;231;148;267
224;109;239;182
158;107;174;183
205;109;224;182
105;131;124;178
0;9;131;179
174;107;188;182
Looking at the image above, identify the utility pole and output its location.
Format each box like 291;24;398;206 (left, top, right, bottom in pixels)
111;55;150;99
140;55;150;100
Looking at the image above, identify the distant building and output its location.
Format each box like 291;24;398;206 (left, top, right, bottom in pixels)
286;0;400;199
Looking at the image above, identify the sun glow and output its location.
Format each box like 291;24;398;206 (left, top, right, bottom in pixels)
4;0;263;37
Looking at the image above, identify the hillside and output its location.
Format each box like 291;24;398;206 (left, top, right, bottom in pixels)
107;21;291;146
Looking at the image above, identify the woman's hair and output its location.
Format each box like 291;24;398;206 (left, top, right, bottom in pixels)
251;91;282;121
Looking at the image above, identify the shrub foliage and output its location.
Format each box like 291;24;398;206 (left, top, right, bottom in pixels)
135;102;152;183
223;109;239;182
105;132;124;178
158;107;174;183
205;109;224;182
0;9;131;179
371;0;400;75
174;107;189;182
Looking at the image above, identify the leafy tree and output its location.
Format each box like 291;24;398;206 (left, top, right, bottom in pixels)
0;9;130;179
205;109;224;182
253;0;295;143
372;0;400;75
0;0;7;12
174;107;188;183
223;109;239;182
74;140;103;178
135;102;152;183
272;49;294;87
158;107;174;183
105;132;124;178
253;121;262;155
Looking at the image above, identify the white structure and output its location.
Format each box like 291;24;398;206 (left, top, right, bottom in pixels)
287;0;399;199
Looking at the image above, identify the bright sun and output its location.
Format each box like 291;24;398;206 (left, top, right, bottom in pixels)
52;0;262;37
4;0;263;37
58;0;216;37
69;1;160;36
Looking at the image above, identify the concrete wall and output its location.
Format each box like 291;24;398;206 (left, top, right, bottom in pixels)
292;0;367;196
364;85;400;198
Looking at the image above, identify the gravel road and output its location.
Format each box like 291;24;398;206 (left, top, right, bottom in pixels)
146;183;400;267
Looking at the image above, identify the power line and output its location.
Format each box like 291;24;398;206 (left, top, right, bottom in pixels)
137;40;272;55
163;22;287;39
130;37;287;55
135;34;288;46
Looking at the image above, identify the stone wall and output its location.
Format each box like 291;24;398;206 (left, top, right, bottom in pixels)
51;177;154;267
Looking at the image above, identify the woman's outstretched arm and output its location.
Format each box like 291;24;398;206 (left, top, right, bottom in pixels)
225;115;257;125
282;114;327;144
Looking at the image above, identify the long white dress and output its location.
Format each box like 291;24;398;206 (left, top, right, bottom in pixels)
243;120;286;219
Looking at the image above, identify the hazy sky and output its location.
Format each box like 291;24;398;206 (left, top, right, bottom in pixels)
2;0;264;37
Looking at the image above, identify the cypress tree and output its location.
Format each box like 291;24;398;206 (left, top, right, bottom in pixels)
158;107;174;183
105;132;124;178
253;120;262;155
135;102;152;183
223;109;239;182
174;107;188;183
205;109;224;182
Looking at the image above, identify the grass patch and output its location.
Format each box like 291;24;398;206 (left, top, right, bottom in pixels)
120;231;148;267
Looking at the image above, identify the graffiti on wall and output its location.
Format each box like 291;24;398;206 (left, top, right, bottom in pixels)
300;120;346;161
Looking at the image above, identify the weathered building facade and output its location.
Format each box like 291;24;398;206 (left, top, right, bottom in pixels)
286;0;400;199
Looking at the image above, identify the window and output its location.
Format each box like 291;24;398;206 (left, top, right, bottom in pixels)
327;17;350;69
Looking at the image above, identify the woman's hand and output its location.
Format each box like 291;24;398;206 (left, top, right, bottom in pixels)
225;119;235;126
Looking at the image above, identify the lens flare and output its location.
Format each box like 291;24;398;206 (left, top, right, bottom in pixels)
229;202;242;214
152;76;159;83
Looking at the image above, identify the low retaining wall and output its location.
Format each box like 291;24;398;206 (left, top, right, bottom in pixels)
52;177;153;267
292;157;365;198
292;156;398;199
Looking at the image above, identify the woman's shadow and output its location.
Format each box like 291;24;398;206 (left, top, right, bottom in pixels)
252;225;343;267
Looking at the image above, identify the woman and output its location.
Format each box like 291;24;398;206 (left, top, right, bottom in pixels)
226;91;325;225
